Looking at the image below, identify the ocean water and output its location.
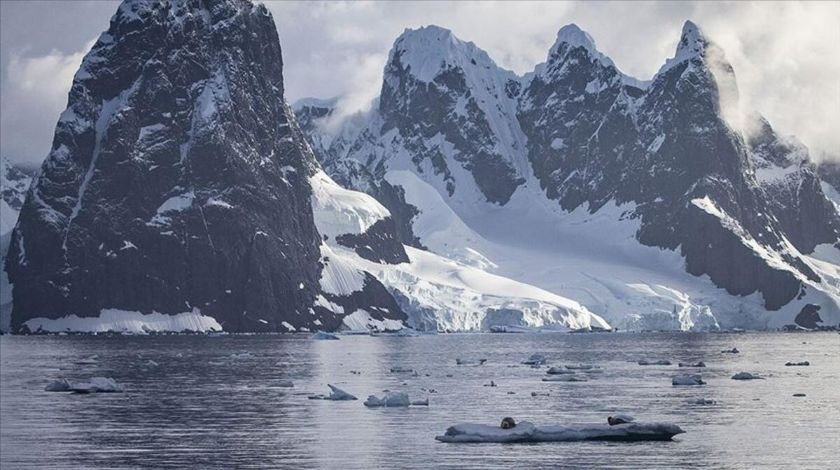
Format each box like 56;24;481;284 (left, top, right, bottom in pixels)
1;332;838;469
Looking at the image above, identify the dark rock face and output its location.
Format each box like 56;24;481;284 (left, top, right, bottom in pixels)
794;304;823;329
336;217;409;264
314;273;405;331
5;0;405;332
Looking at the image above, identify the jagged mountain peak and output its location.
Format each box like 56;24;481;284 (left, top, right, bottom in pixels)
657;20;720;75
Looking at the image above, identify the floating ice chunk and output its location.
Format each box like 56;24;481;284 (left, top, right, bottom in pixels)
522;354;547;366
542;375;587;382
308;384;357;400
390;367;415;373
565;364;600;370
792;393;806;397
732;372;763;380
311;331;340;340
692;398;716;405
545;367;575;375
638;359;672;366
277;380;294;388
48;378;120;394
435;421;685;443
531;392;550;397
395;328;422;337
146;360;159;367
785;361;810;366
456;358;487;366
672;374;705;386
44;379;71;392
411;398;429;406
721;348;739;354
678;362;706;368
364;391;411;407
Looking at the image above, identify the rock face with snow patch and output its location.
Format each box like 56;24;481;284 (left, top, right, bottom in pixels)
5;0;407;333
298;22;840;330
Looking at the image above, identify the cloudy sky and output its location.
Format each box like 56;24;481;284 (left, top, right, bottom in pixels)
1;0;838;166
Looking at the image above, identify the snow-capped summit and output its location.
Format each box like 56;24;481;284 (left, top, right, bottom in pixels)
658;20;715;74
549;24;614;68
388;25;503;84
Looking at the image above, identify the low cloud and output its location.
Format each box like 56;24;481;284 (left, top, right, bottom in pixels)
1;43;90;166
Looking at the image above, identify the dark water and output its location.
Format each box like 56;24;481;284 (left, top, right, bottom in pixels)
1;332;838;469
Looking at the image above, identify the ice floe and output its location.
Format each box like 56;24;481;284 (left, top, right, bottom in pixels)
731;372;764;380
672;374;705;386
637;359;672;366
46;377;124;393
311;331;340;340
363;391;425;408
545;367;575;375
435;421;685;443
721;348;739;354
678;361;706;368
564;364;600;370
542;375;587;382
522;354;547;366
456;358;487;366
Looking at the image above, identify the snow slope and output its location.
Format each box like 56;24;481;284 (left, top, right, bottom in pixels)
309;170;609;332
384;169;837;330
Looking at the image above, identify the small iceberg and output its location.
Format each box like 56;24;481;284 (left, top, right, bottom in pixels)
395;328;422;337
435;421;685;443
732;372;763;380
311;331;340;340
721;348;739;354
308;384;357;400
229;353;254;360
692;398;716;405
542;375;587;382
364;391;414;408
522;354;547;366
638;359;671;366
672;374;705;386
565;364;599;370
792;393;806;397
785;361;810;367
44;379;72;392
277;380;294;388
678;362;706;368
389;367;415;373
411;398;429;406
545;367;574;375
456;358;487;366
46;377;124;393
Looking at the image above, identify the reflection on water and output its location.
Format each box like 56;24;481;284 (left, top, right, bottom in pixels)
1;332;838;469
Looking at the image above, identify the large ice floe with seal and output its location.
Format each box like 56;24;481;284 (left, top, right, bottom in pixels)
435;421;685;443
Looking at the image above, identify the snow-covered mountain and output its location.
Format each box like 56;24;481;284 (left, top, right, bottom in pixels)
3;0;608;334
297;22;840;330
1;157;35;332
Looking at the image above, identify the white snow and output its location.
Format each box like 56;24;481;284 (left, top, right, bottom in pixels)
310;170;389;238
149;191;195;226
23;308;221;334
341;309;404;332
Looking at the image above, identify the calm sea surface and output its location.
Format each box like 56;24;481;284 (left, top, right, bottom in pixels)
1;332;838;469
